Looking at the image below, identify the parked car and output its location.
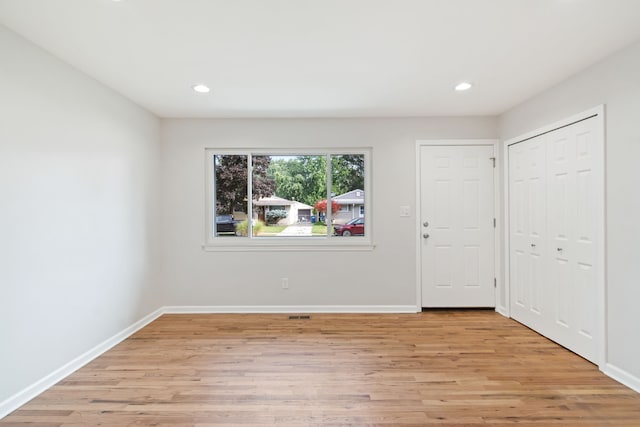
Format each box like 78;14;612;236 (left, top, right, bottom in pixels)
216;214;238;234
333;217;364;236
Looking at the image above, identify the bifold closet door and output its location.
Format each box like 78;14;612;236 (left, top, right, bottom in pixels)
509;116;599;363
546;118;598;362
508;135;548;330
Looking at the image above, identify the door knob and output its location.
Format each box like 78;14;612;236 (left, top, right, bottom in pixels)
531;243;536;247
423;221;429;227
423;233;430;239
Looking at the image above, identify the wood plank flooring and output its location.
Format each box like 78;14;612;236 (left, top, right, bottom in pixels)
2;310;639;426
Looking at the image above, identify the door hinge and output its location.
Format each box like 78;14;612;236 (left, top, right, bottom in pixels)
490;157;496;168
494;278;497;288
493;218;496;228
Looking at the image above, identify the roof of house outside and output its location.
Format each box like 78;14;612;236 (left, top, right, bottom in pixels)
253;195;313;209
333;189;364;205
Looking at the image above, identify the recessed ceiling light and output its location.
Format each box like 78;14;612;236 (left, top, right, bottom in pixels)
192;84;210;93
455;82;473;91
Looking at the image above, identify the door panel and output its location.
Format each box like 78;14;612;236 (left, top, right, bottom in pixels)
463;245;480;287
420;145;495;307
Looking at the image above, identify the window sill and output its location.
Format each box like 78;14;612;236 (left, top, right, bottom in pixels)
202;240;376;252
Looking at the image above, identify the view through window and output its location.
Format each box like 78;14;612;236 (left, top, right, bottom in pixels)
211;152;367;240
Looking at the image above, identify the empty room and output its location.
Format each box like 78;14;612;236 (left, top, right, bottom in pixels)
1;0;640;425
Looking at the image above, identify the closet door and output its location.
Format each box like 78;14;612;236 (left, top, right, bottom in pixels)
508;135;548;331
546;118;598;362
509;115;599;364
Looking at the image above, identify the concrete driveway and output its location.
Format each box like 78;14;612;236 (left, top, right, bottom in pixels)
277;224;312;236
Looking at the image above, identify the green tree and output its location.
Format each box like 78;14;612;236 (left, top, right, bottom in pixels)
331;154;364;196
269;156;327;207
299;156;327;206
269;158;305;203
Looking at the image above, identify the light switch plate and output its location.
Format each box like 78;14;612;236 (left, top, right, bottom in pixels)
399;205;411;217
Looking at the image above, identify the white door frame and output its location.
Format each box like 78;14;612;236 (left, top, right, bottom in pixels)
502;105;606;367
415;139;501;311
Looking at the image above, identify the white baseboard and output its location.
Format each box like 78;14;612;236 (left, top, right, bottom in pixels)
602;363;640;393
495;307;509;317
0;307;164;420
163;305;419;314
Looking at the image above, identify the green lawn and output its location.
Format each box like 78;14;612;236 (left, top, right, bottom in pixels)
254;223;331;236
312;223;329;235
258;224;288;236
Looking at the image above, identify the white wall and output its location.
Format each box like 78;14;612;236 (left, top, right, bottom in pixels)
0;26;161;406
159;118;497;308
499;40;640;385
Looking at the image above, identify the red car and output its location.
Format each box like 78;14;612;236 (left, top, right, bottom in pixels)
333;217;364;236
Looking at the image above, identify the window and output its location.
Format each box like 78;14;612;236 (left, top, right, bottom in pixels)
205;149;371;249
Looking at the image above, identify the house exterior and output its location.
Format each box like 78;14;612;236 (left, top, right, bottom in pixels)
332;189;364;224
253;195;314;225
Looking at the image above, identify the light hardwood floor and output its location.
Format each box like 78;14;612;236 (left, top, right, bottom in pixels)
2;310;640;426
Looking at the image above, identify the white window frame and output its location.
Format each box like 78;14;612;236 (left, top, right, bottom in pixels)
204;148;373;252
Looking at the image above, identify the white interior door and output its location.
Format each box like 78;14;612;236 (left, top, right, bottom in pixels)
508;116;599;363
420;145;495;307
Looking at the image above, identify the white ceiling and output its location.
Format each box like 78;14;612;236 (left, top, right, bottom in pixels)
2;0;640;118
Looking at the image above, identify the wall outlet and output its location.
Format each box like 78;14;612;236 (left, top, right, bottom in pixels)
281;277;289;290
